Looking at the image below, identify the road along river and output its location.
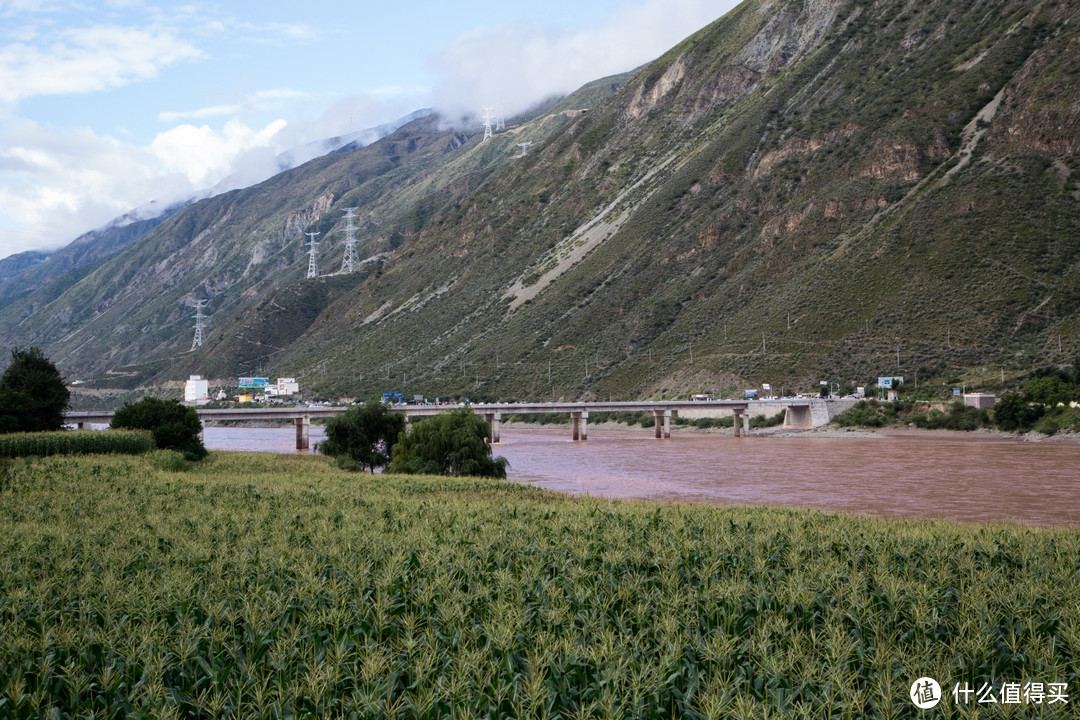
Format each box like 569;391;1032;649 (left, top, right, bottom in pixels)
202;426;1080;527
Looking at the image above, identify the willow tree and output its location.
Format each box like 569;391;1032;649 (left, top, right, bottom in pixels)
388;408;508;478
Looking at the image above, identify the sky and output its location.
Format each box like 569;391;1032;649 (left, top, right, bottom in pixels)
0;0;740;262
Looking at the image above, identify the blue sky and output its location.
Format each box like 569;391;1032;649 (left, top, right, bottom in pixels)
0;0;739;261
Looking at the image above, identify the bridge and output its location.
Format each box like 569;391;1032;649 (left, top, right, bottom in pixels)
65;398;821;450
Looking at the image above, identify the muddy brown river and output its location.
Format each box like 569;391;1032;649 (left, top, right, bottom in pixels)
203;426;1080;527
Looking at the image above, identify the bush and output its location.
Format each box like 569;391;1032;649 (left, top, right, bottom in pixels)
111;398;207;461
319;401;405;472
1032;407;1080;436
149;449;190;472
832;400;901;427
993;392;1044;432
909;402;988;431
0;347;70;434
0;429;155;458
1024;375;1072;408
388;408;509;478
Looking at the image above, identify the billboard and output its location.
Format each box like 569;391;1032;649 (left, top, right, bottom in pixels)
238;377;270;389
878;376;904;388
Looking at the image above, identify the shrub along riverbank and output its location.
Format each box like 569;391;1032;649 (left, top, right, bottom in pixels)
1;452;1078;718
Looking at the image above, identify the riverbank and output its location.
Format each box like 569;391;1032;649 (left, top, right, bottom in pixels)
2;451;1078;718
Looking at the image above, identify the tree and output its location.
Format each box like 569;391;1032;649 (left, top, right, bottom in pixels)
0;347;70;433
319;401;405;472
1024;375;1071;408
110;397;207;460
388;408;508;478
993;392;1043;432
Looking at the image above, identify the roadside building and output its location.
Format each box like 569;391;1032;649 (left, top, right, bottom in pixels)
184;375;210;404
963;393;997;409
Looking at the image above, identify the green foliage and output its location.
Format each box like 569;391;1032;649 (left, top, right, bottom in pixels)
1024;375;1072;407
389;408;509;478
1032;406;1080;436
993;392;1046;432
318;400;405;472
910;402;989;431
0;347;69;434
148;449;190;472
0;429;155;458
0;452;1079;718
110;397;208;461
832;400;902;428
752;409;786;428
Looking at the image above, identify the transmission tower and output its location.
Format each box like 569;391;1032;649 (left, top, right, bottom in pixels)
516;141;533;157
482;106;495;141
190;299;208;351
339;207;360;273
305;230;320;279
496;113;505;131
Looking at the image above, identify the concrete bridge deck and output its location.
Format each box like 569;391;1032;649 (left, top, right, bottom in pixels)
65;398;824;450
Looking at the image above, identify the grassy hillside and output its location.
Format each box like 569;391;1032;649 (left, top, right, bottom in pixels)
2;452;1078;717
277;0;1078;402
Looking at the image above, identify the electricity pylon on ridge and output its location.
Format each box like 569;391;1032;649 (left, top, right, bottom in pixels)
516;141;533;157
189;299;208;351
482;106;495;141
305;230;320;279
339;207;360;273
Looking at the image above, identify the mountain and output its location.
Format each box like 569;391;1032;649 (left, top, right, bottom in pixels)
1;0;1076;405
0;111;429;307
0;250;50;284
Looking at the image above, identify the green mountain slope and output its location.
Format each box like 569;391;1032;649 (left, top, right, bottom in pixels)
2;0;1077;404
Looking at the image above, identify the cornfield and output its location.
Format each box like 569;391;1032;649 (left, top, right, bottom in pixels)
0;429;155;458
0;452;1077;718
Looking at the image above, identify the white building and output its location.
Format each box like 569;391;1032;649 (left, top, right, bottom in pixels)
184;375;210;404
265;377;300;398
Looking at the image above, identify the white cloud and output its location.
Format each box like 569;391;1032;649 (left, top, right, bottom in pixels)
0;24;203;105
430;0;739;121
158;89;310;123
151;117;287;186
0;115;289;256
0;91;425;259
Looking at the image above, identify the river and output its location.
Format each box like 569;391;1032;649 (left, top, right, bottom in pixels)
202;426;1080;527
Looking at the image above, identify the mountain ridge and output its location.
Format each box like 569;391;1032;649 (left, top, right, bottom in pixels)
1;0;1077;406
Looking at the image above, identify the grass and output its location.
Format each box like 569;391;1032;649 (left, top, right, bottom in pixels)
1;452;1079;718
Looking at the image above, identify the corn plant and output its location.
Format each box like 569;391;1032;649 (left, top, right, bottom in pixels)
0;452;1077;718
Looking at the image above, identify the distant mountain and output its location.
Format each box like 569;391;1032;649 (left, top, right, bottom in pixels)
1;0;1076;406
0;250;50;284
0;110;429;305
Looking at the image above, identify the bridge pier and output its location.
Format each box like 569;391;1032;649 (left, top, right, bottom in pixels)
733;409;744;437
295;415;310;450
783;404;813;429
571;411;588;441
484;412;501;444
653;410;671;439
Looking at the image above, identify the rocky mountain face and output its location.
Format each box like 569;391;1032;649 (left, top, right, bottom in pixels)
1;0;1077;405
